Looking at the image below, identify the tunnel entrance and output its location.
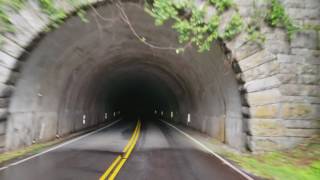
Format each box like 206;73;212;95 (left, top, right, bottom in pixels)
103;70;179;122
5;2;245;151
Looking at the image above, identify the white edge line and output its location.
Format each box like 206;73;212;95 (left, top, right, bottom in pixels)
0;119;121;171
160;119;254;180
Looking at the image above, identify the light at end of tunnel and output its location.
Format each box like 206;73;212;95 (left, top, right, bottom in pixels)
187;113;191;125
170;111;174;118
83;115;86;125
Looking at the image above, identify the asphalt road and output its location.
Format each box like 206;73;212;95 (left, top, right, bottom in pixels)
0;119;248;180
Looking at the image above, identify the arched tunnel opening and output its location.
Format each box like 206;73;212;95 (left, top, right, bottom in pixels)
5;2;245;152
103;70;179;122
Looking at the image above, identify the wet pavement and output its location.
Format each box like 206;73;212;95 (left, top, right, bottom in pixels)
0;119;248;180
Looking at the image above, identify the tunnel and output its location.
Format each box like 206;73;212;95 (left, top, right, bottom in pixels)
5;2;244;151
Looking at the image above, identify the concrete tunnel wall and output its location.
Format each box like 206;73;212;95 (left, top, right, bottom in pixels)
5;3;244;150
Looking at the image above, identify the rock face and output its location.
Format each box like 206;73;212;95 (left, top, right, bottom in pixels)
0;0;319;152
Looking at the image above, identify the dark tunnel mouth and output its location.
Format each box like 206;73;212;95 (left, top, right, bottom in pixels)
58;58;194;125
6;1;245;151
102;70;181;122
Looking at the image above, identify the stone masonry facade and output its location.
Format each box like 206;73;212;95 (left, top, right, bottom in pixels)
228;0;320;151
0;0;319;152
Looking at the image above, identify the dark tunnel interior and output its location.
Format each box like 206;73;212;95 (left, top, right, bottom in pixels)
104;71;179;122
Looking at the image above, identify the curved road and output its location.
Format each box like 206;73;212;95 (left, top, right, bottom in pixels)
0;119;249;180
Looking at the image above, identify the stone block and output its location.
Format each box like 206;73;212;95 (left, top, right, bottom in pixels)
291;48;320;57
276;74;298;84
250;104;279;118
244;76;281;92
28;0;50;24
0;134;5;148
248;118;284;136
277;54;304;63
280;84;320;97
0;98;9;108
305;55;320;65
4;9;37;47
285;129;320;137
292;30;318;49
0;66;12;84
284;120;320;129
0;51;20;70
279;63;298;74
0;36;25;58
234;0;254;7
0;84;13;97
280;95;320;104
245;89;281;106
265;39;290;54
235;42;262;61
0;109;8;120
19;5;47;34
281;103;317;119
238;50;276;72
248;136;307;151
287;8;320;20
0;120;6;135
299;74;320;85
242;60;279;81
281;0;306;8
299;64;319;75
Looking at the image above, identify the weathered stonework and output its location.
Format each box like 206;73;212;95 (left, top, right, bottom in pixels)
0;0;318;152
235;0;320;151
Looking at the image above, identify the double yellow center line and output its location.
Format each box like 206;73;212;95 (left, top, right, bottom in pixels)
100;120;141;180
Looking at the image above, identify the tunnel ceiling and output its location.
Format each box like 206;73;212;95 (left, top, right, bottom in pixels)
6;2;244;151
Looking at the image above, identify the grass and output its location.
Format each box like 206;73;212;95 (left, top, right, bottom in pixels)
221;136;320;180
0;139;61;164
0;123;107;165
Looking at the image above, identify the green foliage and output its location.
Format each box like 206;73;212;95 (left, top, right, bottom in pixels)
76;9;89;23
38;0;67;28
209;0;233;13
67;0;89;23
146;0;228;53
0;0;316;53
0;0;25;10
265;0;300;39
222;13;243;40
185;8;208;51
246;26;266;45
0;8;14;33
172;8;221;52
147;0;178;26
0;0;26;34
147;0;315;52
201;15;220;51
223;138;320;180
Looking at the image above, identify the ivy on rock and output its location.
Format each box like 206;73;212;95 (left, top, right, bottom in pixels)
0;0;317;52
147;0;244;52
146;0;312;52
